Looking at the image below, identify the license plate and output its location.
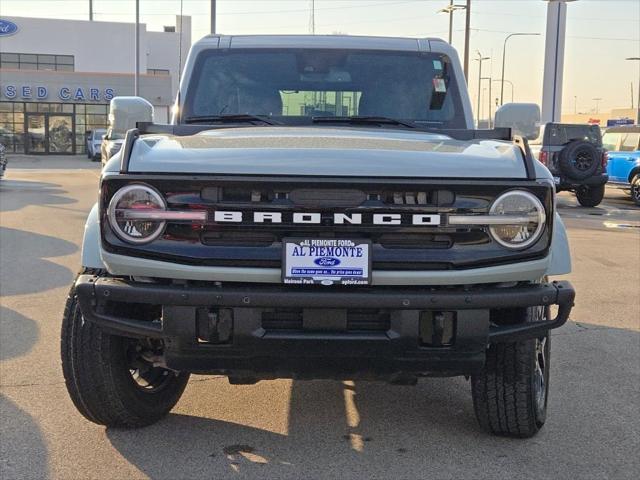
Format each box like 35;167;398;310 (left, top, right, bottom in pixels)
282;238;371;285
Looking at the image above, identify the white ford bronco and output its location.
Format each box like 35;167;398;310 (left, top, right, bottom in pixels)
61;35;575;437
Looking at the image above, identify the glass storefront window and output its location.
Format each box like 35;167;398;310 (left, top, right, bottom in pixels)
1;101;107;154
86;105;107;114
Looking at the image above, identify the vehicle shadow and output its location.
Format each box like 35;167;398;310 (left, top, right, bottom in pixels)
0;307;49;478
104;322;640;479
0;227;77;296
0;179;77;213
0;395;50;479
104;377;476;479
0;306;39;361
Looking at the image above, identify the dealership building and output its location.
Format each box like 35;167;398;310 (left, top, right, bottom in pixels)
0;15;191;154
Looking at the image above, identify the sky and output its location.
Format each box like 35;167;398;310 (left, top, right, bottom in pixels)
1;0;639;117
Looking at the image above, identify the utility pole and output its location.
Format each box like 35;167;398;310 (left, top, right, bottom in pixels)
437;1;467;45
89;0;93;21
631;82;635;110
135;0;140;96
463;0;471;83
475;51;489;127
500;32;540;105
447;0;453;44
574;95;577;115
210;0;216;34
309;0;315;34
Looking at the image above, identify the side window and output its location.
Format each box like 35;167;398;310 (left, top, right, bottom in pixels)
602;133;619;151
619;133;640;152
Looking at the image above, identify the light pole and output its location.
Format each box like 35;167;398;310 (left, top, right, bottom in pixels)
492;80;513;103
135;0;140;96
592;97;602;114
463;0;471;83
475;51;490;127
481;77;492;127
500;32;540;105
626;57;640;124
211;0;216;34
437;1;466;45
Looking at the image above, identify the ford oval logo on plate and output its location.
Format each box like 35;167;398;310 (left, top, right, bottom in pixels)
0;19;19;37
314;257;341;267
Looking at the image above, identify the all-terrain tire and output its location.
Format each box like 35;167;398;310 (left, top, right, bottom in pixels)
558;140;599;180
575;184;605;207
471;307;550;438
61;270;190;428
631;175;640;207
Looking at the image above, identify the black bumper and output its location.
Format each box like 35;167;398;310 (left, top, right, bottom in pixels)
75;276;575;379
558;173;608;190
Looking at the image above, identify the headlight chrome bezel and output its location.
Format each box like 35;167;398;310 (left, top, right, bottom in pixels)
107;184;167;244
488;190;547;250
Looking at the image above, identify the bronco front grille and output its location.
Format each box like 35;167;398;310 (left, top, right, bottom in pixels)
101;176;554;270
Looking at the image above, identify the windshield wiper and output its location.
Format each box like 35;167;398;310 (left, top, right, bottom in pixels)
312;115;417;129
183;114;281;125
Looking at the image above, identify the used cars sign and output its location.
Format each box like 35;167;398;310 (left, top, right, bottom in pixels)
0;19;19;36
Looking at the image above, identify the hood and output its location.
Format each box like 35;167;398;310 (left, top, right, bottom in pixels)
126;126;528;178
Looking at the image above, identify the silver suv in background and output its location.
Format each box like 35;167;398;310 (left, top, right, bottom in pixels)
85;129;105;161
100;127;124;165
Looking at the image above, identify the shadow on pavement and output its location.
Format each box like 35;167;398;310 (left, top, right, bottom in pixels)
101;321;640;478
0;306;39;361
0;304;49;477
0;179;77;213
0;227;76;296
0;395;50;479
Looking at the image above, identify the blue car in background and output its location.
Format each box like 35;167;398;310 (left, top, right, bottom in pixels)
603;126;640;206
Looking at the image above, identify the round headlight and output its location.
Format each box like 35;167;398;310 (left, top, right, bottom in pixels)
107;184;166;244
489;190;546;249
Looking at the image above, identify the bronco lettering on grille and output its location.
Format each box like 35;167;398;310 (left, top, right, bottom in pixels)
212;211;441;225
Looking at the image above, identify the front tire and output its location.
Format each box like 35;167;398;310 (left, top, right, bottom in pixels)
471;306;550;438
575;184;605;207
61;272;189;428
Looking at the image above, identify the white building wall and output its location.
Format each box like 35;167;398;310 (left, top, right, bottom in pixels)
0;16;148;74
146;15;191;95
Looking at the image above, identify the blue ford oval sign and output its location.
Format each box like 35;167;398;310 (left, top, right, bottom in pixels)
0;19;18;37
314;257;341;267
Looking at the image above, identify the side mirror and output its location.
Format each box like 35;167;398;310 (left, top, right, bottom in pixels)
108;96;154;136
494;103;541;141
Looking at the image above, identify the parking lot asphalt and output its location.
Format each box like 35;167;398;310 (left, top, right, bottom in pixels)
1;155;639;480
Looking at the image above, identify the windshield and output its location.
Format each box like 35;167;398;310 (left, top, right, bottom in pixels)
182;49;466;128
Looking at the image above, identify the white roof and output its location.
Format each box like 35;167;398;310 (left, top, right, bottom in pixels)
193;34;447;52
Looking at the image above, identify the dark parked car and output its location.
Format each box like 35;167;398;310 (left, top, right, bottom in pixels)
531;123;608;207
0;143;7;179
